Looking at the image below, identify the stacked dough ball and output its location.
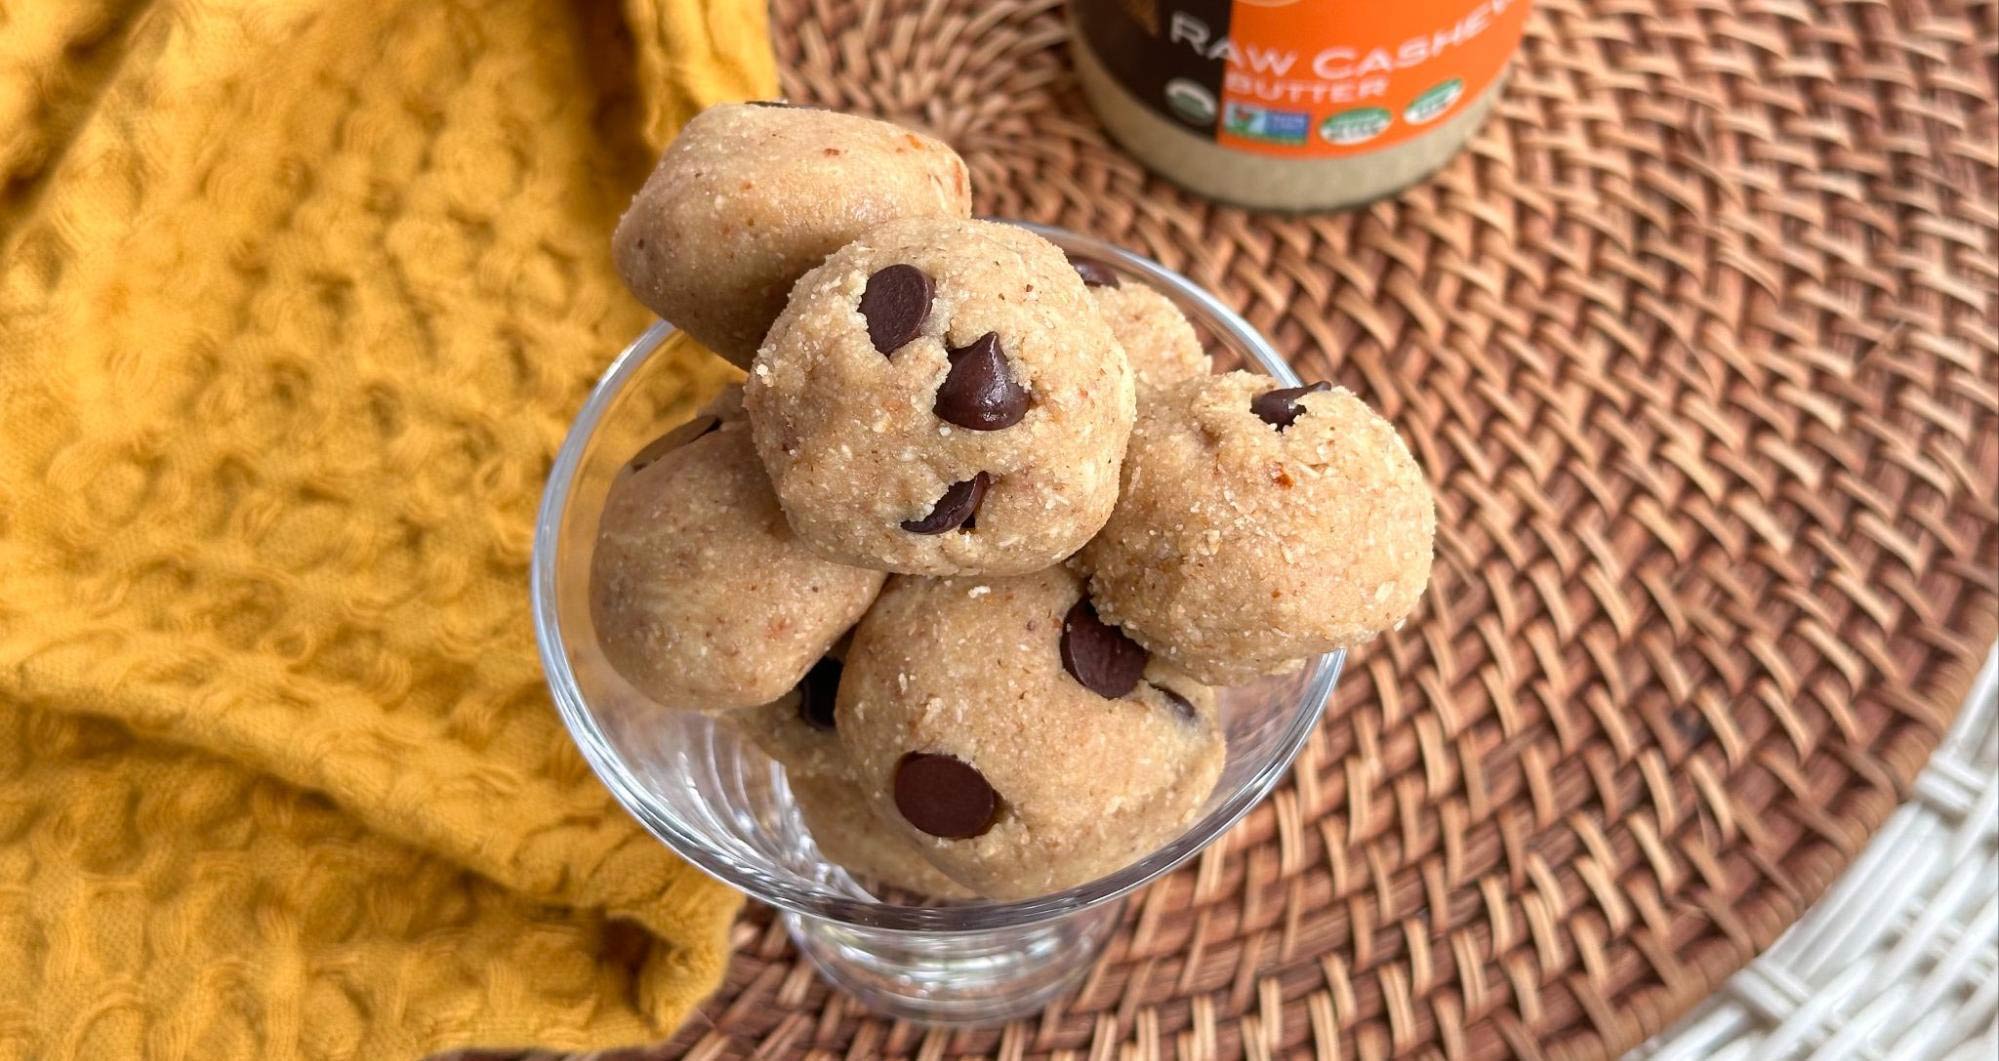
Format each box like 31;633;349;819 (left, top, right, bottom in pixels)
592;102;1435;901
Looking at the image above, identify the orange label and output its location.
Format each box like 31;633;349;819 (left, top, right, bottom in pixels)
1075;0;1531;158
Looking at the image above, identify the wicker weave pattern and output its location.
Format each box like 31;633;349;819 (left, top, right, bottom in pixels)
648;0;1999;1056
1637;652;1998;1060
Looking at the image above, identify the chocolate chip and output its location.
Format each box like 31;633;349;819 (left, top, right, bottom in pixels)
1069;255;1121;288
795;657;843;731
1250;381;1332;431
894;752;999;839
934;332;1029;430
1060;598;1149;698
859;264;933;354
628;416;720;472
1156;685;1198;722
899;472;989;533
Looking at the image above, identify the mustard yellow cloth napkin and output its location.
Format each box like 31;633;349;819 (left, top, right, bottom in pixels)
0;1;772;1056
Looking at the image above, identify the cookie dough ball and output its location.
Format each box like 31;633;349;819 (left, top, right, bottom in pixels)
1070;256;1209;403
789;772;973;899
728;655;849;779
838;569;1224;899
748;219;1135;575
1078;373;1434;684
613;102;972;368
590;405;885;710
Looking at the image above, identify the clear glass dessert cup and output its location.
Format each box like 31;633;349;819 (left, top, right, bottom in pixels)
532;223;1344;1025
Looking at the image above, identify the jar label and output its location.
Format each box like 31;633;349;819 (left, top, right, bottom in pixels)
1074;0;1530;159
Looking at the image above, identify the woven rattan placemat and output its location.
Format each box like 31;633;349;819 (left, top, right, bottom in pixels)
654;1;1999;1057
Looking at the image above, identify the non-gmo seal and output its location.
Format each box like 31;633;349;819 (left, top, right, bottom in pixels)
1319;107;1393;146
1404;79;1465;125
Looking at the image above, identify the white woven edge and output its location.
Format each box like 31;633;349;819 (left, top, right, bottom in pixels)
1630;647;1999;1061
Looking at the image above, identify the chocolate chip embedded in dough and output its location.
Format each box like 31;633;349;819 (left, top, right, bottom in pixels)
627;416;720;472
893;752;999;839
796;657;843;731
859;264;934;354
899;472;990;534
1068;255;1121;288
935;332;1029;430
1155;685;1198;722
1250;381;1332;431
1060;598;1149;698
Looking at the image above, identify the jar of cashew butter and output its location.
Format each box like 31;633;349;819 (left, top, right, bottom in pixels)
1071;0;1530;211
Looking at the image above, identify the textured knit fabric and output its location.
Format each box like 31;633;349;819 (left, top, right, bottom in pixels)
0;1;773;1056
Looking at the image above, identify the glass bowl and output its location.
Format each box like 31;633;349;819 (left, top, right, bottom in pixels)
531;223;1344;1024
